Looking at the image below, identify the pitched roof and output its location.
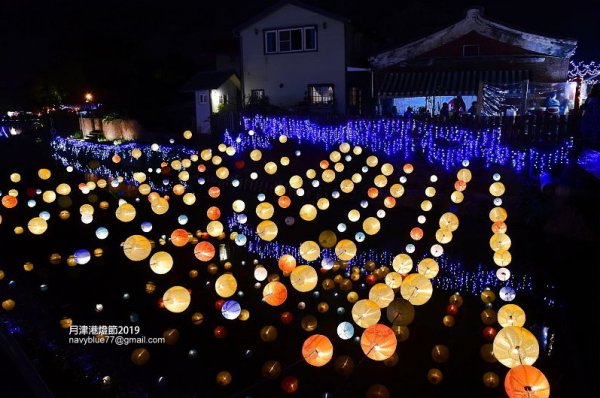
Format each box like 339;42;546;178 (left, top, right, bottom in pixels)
180;70;238;92
370;8;577;70
234;0;349;33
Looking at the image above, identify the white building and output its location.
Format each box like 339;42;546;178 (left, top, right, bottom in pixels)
235;0;371;115
181;70;240;134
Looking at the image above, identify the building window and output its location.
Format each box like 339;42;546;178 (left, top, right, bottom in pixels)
308;84;334;105
264;26;317;54
251;89;265;100
463;45;480;57
196;93;208;104
350;87;361;107
219;94;229;104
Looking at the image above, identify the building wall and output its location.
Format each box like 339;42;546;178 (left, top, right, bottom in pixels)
239;4;346;113
195;90;211;134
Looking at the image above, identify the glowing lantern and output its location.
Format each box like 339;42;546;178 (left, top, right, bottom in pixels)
400;273;433;305
278;255;297;273
172;184;185;195
348;209;361;222
493;326;539;368
216;167;229;180
250;149;262;161
208;187;221;198
289;175;303;189
9;173;21;183
335;240;357;261
492;221;507;233
383;196;396;208
131;148;142;159
451;191;464;203
392;254;413;274
264;161;277;174
170;229;190;247
489;207;508;222
256;220;278;241
369;283;394;308
457;168;472;182
417;258;439;279
321;169;335;183
1;195;17;208
318;230;337;248
263;281;288;306
278;196;291;208
374;175;387;188
150;197;169;215
439;212;459;231
115;203;136;222
194;242;215;262
435;228;453;244
133;172;147;183
27;217;48;235
149;251;173;274
131;348;150;365
498;304;526;327
366;156;378;167
302;334;333;367
363;217;381;235
42;191;56;203
215;273;237;298
490;233;511;251
490;182;506;197
256;202;275;220
206;206;221;220
384;272;403;289
183;193;196;205
138;184;151;195
317;198;329;210
351;299;381;328
163;286;191;313
410;227;424;240
494;249;512;266
38;168;51;180
504;365;550;398
420;200;433;211
206;221;224;237
299;204;318;221
290;265;318;292
361;324;397;361
123;235;152;261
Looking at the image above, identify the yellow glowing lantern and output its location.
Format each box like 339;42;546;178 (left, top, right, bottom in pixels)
215;273;237;298
435;228;453;244
366;156;378;167
369;283;395;308
439;212;459;231
457;168;472;183
250;149;262;161
138;184;151;195
318;230;337;248
183;130;193;139
178;170;190;181
317;198;330;210
334;163;344;172
389;183;405;198
451;191;464;203
27;217;48;235
256;202;275;220
400;273;433;305
335;240;357;261
131;148;142;159
490;182;505;197
490;233;511;251
425;187;436;197
291;265;318;292
384;272;403;289
330;151;341;162
421;200;433;211
289;175;303;189
38;168;51;180
322;169;335;183
274;185;286;196
42;190;56;203
200;149;212;161
348;209;361;222
150;251;173;274
123;235;152;261
299;241;320;262
79;204;94;216
116;203;136;222
489;207;508;222
351;173;362;183
163;286;191;313
352;299;381;328
493;326;539;368
280;156;290;166
497;304;526;327
264;161;278;175
306;169;316;179
340;179;354;193
150;197;169;215
256;220;278;241
300;204;318;221
232;199;245;212
216;167;229;180
9;173;21;183
417;258;439;279
493;249;512;266
206;221;224;237
56;183;71;196
183;193;196;205
381;163;394;176
374;175;388;188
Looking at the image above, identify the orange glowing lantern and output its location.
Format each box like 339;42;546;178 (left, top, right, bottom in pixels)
207;206;221;220
302;334;333;367
263;281;288;306
194;241;216;262
278;255;297;273
454;180;467;191
360;324;397;361
171;229;190;247
367;188;379;198
410;227;423;240
2;195;18;209
208;187;221;198
383;196;396;208
504;365;550;398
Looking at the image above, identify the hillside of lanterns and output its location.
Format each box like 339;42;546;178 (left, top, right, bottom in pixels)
0;118;570;398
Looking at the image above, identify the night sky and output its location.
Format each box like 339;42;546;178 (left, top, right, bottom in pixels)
1;0;598;126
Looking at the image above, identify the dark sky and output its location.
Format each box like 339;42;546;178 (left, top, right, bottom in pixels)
1;0;598;115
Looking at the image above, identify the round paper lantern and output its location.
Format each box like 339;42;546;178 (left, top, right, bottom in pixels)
291;265;318;292
504;365;550;398
150;197;169;215
417;258;439;279
337;322;354;340
351;299;381;328
131;348;150;365
206;221;224;237
498;304;526;327
427;368;443;384
400;273;433;305
386;299;415;325
260;325;278;342
334;355;354;376
489;207;508;222
150;251;173;274
194;241;215;261
490;182;506;197
483;371;500;388
318;230;337;248
302;334;333;367
264;161;277;174
27;217;48;235
299;204;318;221
369;283;394;308
299;241;320;261
410;227;423;241
42;191;56;203
162;286;191;313
435;228;453;244
420;200;433;211
493;249;512;266
278;255;297;273
256;202;275;220
335;240;357;261
322;169;336;183
221;300;241;320
116;203;136;222
171;229;190;247
373;175;388;188
347;209;361;222
492;221;507;233
250;149;262;161
392;254;413;274
384;272;403;289
278;196;291;208
360;324;397;361
431;344;450;363
451;191;464;203
363;217;381;235
261;360;281;379
256;220;278;241
123;235;152;261
457;168;472;182
263;281;288;306
289;175;303;189
490;233;511;251
56;183;71;195
182;193;196;205
215;273;237;298
281;376;298;394
389;184;405;198
493;326;539;368
316;198;329;210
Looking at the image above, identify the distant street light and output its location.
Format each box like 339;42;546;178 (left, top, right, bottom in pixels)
85;93;93;103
